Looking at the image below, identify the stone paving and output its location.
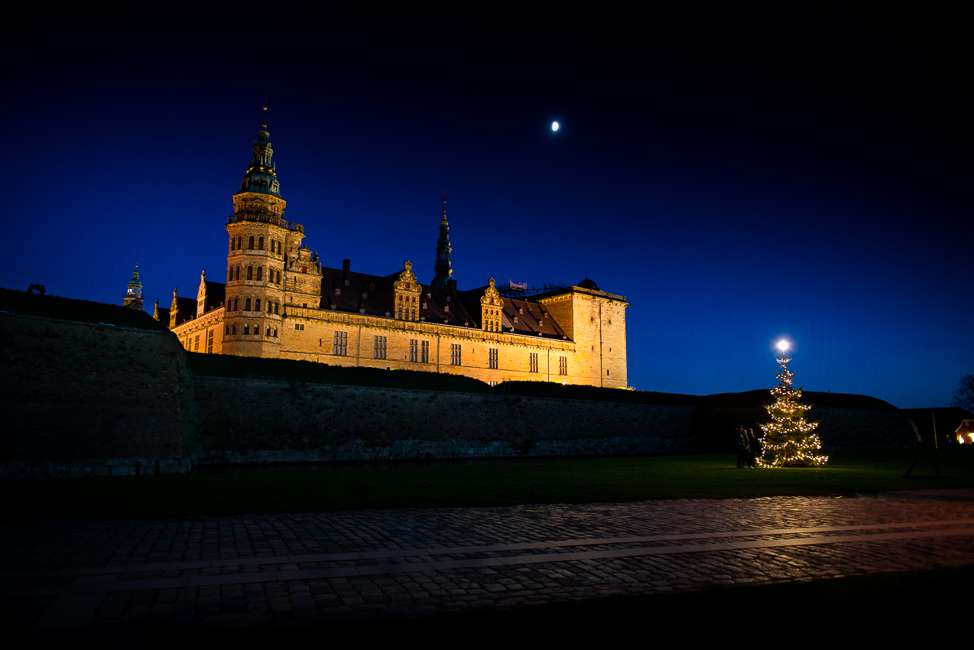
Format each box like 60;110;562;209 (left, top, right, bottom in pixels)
3;489;974;632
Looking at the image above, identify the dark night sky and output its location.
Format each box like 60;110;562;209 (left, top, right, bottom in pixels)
4;5;971;407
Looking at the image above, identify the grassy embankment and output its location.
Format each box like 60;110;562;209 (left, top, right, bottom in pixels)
5;448;972;519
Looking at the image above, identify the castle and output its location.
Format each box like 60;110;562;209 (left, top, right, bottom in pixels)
146;110;629;388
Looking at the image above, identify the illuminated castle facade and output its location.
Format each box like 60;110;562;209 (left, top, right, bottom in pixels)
153;111;629;388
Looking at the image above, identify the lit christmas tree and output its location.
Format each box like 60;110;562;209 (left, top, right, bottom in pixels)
757;340;828;467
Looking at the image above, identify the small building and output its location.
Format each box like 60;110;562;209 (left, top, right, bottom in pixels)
903;407;974;447
956;419;974;445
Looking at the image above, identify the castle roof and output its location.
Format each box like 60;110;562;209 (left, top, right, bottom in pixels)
172;297;198;326
317;265;567;337
319;266;476;327
501;297;567;338
201;281;225;313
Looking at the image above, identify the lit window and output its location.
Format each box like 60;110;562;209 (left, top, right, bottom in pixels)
450;344;462;366
333;331;348;356
409;339;418;362
373;335;387;359
421;340;430;363
489;348;499;369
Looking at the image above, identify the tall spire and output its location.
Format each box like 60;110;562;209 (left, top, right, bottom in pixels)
433;192;453;287
237;104;281;197
122;264;144;311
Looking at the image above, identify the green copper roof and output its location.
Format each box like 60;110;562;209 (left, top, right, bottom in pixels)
237;107;281;197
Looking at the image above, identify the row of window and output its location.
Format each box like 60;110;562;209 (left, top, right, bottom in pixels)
225;324;279;337
226;297;281;315
287;327;566;373
228;265;282;285
408;339;430;363
182;329;215;354
230;235;283;255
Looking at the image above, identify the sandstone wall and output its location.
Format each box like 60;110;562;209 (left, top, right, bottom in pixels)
0;312;196;477
193;376;694;463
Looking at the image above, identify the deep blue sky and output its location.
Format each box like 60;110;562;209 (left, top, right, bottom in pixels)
4;6;971;407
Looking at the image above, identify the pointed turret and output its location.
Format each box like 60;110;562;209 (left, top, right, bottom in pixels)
433;193;453;287
238;105;281;197
122;264;144;310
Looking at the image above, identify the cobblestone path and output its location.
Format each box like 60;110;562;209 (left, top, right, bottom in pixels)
4;489;974;631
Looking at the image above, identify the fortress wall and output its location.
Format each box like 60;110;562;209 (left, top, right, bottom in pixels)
193;376;695;462
0;312;195;477
692;405;916;452
0;308;918;477
810;407;916;449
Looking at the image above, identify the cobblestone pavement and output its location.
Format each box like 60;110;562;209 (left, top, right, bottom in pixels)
3;489;974;631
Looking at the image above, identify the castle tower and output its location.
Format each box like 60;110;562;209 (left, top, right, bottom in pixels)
122;264;144;310
432;193;453;287
223;106;292;357
538;279;629;388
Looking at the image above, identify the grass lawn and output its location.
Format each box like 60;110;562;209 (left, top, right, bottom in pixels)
5;448;973;519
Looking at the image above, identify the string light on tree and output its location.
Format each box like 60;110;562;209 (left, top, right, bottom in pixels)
757;338;828;468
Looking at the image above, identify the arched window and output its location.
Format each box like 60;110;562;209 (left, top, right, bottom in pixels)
248;236;254;249
255;298;261;312
247;266;253;280
245;298;251;311
243;324;249;335
256;266;263;281
235;265;241;280
259;236;265;250
230;237;235;251
266;327;271;336
228;266;232;281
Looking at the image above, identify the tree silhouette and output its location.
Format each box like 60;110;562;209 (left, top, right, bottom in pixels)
956;374;974;412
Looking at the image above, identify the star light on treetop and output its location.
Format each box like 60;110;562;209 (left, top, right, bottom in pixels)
775;339;791;354
550;120;560;133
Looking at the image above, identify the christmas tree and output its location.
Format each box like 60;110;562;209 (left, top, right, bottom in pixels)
757;341;828;467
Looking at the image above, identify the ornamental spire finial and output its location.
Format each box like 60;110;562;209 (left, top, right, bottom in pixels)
237;103;281;197
433;192;453;287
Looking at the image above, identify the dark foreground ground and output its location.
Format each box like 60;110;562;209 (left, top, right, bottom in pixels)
6;449;972;519
6;565;968;645
3;486;973;643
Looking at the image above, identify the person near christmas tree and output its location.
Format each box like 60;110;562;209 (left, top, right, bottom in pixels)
757;339;828;467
